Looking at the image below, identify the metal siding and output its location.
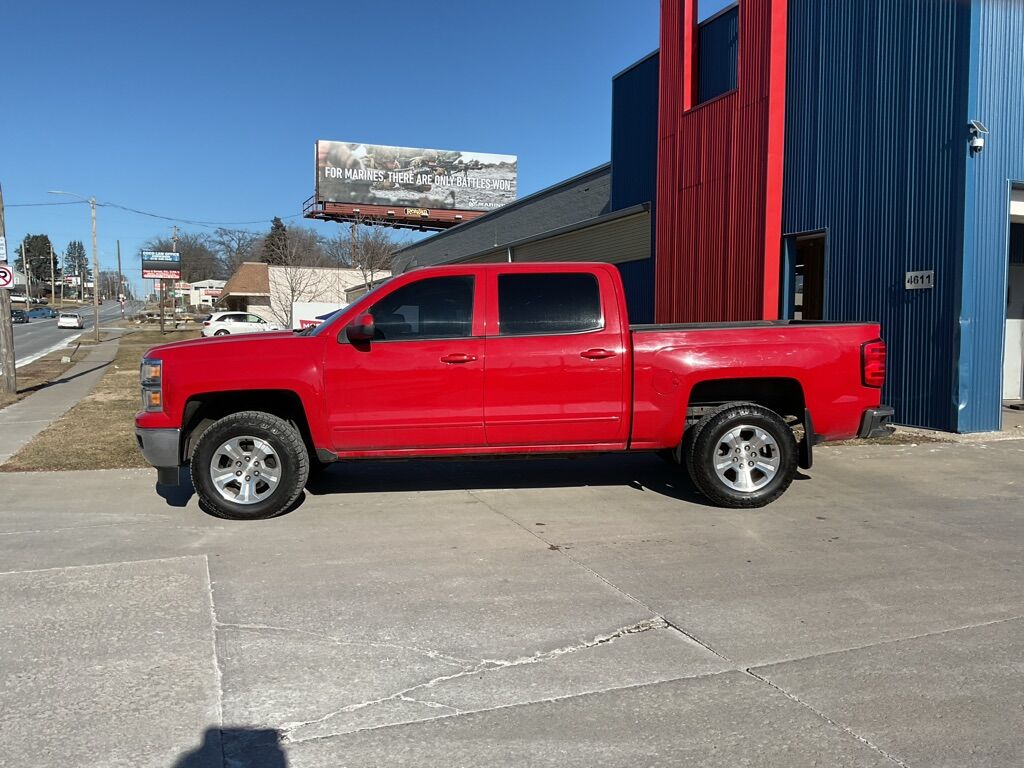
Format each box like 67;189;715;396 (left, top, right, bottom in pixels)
783;0;970;431
697;6;739;103
959;0;1024;431
656;0;786;324
612;52;660;323
513;213;651;265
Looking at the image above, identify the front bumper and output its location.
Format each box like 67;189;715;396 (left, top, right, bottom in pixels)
135;427;181;485
858;406;895;439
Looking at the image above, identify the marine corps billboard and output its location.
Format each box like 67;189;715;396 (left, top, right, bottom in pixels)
316;141;517;212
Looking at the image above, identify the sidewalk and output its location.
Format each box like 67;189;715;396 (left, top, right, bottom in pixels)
0;335;123;464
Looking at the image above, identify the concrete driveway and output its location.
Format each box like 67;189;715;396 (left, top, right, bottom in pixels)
1;440;1021;767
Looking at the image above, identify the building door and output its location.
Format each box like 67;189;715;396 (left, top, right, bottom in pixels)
782;232;827;320
1004;218;1024;401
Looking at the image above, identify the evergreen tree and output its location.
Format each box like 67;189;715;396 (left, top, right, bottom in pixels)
64;240;89;278
260;217;289;265
19;234;56;283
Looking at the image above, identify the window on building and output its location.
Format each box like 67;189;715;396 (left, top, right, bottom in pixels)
369;276;474;341
498;273;603;336
696;2;739;105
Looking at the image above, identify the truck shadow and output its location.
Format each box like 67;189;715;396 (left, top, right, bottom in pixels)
304;452;716;507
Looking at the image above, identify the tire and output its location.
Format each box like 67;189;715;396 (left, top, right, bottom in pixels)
214;329;229;336
684;403;797;508
191;411;309;520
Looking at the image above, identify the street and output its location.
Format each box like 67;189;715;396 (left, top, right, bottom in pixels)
0;440;1021;767
11;301;140;366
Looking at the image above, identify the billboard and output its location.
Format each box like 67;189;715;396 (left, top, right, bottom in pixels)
141;251;181;280
316;141;517;212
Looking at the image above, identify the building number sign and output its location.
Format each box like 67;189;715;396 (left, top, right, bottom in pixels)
905;270;935;290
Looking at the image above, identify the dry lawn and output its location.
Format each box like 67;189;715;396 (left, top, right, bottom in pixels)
0;329;200;471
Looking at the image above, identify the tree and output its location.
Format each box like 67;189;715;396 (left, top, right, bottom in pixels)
64;240;89;280
349;222;399;291
325;220;401;291
211;228;259;275
264;228;331;327
19;234;56;285
260;217;289;265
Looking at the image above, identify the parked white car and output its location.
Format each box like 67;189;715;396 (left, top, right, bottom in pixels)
57;312;85;329
202;311;287;337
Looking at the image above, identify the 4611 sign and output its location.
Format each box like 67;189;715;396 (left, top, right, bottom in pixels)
905;270;935;290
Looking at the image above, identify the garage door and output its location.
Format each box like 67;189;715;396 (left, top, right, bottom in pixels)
512;211;650;265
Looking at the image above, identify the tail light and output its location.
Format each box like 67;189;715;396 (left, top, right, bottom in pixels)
203;321;210;326
862;339;887;388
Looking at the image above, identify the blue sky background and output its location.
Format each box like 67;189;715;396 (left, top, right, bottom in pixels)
1;0;731;295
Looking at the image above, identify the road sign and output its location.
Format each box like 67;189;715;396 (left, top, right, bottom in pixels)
0;264;13;290
0;235;7;262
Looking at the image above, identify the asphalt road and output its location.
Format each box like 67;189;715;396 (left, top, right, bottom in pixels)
11;301;139;366
0;439;1021;767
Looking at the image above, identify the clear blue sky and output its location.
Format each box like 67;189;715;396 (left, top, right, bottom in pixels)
1;0;731;295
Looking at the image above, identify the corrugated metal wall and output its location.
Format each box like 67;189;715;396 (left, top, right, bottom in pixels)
783;0;971;431
656;0;787;324
611;51;660;323
958;0;1024;431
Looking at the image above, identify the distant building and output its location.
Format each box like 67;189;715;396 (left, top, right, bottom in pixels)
172;279;227;308
218;262;390;325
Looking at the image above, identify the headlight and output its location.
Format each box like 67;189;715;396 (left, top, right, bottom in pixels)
140;358;163;411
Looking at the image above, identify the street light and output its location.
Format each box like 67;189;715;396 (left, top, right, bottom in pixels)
49;190;101;343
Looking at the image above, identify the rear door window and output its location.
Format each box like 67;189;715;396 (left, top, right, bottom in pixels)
497;273;603;336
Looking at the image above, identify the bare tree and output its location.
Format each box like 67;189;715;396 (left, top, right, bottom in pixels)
212;228;259;275
325;219;403;291
263;228;337;327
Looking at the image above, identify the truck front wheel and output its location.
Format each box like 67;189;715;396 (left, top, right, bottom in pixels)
684;404;797;508
191;411;309;520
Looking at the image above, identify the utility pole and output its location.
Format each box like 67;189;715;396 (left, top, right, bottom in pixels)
116;239;123;319
89;197;100;342
22;241;30;300
0;183;16;395
49;243;55;309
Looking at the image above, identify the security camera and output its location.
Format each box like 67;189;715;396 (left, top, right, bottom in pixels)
968;120;989;155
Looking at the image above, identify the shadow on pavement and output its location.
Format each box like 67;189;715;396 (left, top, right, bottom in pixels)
157;466;195;507
173;727;286;767
304;452;714;507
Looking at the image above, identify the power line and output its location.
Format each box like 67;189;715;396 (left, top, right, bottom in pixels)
7;198;303;229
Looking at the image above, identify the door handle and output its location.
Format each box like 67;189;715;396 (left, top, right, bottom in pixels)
580;348;617;360
440;353;478;364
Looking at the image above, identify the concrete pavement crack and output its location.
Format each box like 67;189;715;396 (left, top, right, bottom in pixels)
218;622;478;668
278;618;669;744
745;668;911;767
464;488;732;663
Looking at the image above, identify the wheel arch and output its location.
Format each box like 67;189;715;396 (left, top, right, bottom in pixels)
181;390;316;463
685;376;806;427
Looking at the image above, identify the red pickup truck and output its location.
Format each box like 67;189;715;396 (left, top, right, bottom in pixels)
136;263;892;520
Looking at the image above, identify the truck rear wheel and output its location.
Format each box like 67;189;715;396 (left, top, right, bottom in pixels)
191;411;309;520
684;403;797;508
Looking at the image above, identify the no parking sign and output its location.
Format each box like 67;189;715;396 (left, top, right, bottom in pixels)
0;264;13;290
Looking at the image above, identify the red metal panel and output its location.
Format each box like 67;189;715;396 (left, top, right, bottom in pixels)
655;0;788;323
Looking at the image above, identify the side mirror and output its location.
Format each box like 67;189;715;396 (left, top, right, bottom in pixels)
345;312;375;342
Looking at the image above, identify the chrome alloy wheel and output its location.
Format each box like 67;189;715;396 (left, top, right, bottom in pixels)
712;425;780;493
208;436;282;505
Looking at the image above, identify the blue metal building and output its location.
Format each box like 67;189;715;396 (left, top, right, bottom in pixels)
783;0;1024;432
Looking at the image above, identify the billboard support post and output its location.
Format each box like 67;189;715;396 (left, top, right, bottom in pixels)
0;183;16;396
140;250;181;335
